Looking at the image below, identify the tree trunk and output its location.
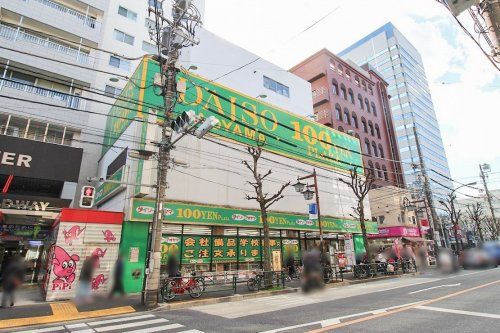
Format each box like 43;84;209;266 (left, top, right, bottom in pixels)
359;201;371;263
261;205;273;288
475;219;484;242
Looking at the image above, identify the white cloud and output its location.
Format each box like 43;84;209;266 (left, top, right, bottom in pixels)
204;0;500;188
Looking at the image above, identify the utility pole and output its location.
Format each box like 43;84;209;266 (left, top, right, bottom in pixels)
145;0;201;307
478;0;500;62
479;163;498;239
412;126;441;251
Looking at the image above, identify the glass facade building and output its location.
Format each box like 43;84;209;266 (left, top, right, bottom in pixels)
339;22;453;204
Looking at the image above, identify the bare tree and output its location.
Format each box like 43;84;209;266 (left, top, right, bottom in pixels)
338;167;375;263
465;202;485;243
243;146;290;287
439;193;463;253
484;216;500;241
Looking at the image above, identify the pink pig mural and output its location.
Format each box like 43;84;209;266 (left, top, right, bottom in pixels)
91;248;107;268
91;274;107;290
51;246;80;290
63;225;85;245
102;230;116;243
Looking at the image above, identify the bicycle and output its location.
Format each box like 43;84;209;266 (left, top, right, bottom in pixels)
247;271;279;291
160;272;203;301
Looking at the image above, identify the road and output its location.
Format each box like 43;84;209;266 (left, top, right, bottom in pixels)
11;268;500;333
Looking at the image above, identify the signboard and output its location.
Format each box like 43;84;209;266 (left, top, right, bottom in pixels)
0;194;71;211
129;247;139;263
95;166;126;206
344;234;356;266
131;199;379;234
102;58;363;172
0;135;83;182
368;226;421;239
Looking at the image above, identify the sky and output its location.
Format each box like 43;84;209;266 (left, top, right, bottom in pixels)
202;0;500;195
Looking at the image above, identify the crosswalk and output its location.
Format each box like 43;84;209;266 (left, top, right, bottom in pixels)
13;314;204;333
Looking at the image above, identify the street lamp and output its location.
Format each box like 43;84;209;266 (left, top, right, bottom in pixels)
302;185;315;201
292;178;306;193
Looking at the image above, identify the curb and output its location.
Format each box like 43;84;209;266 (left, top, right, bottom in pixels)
153;272;420;311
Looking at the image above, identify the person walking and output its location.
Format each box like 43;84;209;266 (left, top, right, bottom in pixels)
109;255;125;298
1;254;25;308
77;255;97;303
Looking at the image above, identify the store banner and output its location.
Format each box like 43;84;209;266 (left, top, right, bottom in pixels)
101;57;363;172
368;226;421;239
0;135;83;182
131;199;378;234
94;166;126;206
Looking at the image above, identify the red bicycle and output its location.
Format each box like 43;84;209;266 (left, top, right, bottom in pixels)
161;272;203;301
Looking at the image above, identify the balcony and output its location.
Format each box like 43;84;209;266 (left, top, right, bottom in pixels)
0;79;86;110
3;0;102;43
0;24;94;66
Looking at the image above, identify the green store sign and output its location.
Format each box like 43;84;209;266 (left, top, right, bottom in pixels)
131;199;378;234
101;57;363;172
95;167;126;206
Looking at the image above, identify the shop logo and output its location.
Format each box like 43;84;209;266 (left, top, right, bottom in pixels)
165;236;180;244
306;220;314;226
51;246;79;291
136;206;154;215
102;230;116;243
63;225;85;246
283;239;298;245
296;219;306;225
245;215;257;222
163;208;174;216
91;274;107;290
344;222;356;230
232;214;245;221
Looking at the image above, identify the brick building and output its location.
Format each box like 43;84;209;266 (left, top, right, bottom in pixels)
290;48;404;188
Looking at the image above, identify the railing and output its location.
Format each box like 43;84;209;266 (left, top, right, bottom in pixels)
31;0;98;29
0;24;93;66
351;259;418;279
0;79;85;110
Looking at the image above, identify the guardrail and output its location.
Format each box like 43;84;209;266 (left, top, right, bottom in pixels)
31;0;98;29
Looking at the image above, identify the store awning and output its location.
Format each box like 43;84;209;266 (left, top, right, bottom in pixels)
402;237;430;243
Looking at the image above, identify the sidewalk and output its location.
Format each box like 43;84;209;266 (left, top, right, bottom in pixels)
0;272;419;330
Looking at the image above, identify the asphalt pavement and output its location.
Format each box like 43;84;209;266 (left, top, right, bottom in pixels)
8;267;500;333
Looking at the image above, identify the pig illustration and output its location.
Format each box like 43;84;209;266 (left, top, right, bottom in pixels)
102;230;116;243
63;225;85;245
91;274;107;290
52;246;79;290
91;248;107;268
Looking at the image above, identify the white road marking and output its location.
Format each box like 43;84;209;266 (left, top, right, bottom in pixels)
125;323;184;333
416;306;500;319
177;330;205;333
89;314;156;326
259;301;424;333
93;318;168;332
65;323;88;329
67;330;94;333
408;283;461;294
14;327;66;333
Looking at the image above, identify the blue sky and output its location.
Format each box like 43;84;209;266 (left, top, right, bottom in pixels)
204;0;500;196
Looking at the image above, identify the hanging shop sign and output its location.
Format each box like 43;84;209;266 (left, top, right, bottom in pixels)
101;57;363;172
0;135;83;182
131;199;378;234
94;166;126;206
0;194;71;211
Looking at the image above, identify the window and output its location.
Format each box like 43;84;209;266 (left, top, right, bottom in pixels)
348;89;354;104
142;41;157;54
118;6;137;21
338;64;343;76
371;102;377;116
332;79;339;95
148;0;162;9
365;139;371;154
114;29;134;45
105;85;122;97
345;69;351;80
372;141;378;157
379;144;384;158
335;104;342;121
361;118;367;133
343;108;350;125
355;75;360;86
369;85;373;95
378;216;385;224
375;124;381;139
382;165;388;181
362;80;367;91
145;18;155;29
368;121;374;136
263;76;289;97
368;160;374;172
352;113;358;128
375;163;382;178
358;94;363;109
355;133;360;140
329;61;335;71
109;55;131;71
365;98;370;112
340;84;347;100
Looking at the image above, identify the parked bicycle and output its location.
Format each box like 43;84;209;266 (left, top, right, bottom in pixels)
161;272;203;301
247;271;281;291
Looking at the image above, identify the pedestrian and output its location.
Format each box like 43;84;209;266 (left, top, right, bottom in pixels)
285;253;295;278
166;249;180;278
0;254;25;308
109;254;125;298
77;255;98;303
